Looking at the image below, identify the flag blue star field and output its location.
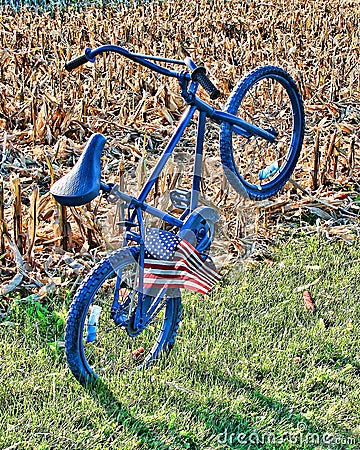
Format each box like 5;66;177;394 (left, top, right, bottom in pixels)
143;229;221;295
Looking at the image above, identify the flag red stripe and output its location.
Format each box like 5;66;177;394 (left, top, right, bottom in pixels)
143;267;212;292
143;279;208;294
144;258;216;285
144;260;213;290
174;254;220;286
143;237;221;294
175;241;221;283
178;240;220;279
144;250;220;287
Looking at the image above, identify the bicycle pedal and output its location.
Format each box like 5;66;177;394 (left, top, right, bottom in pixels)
170;188;191;210
125;231;141;243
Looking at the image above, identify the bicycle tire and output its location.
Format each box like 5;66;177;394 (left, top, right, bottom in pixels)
65;246;182;386
220;66;305;200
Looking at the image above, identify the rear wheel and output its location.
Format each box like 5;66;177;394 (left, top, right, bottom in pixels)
220;66;305;200
65;246;182;386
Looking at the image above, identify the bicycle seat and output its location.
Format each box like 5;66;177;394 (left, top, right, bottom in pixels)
50;133;106;206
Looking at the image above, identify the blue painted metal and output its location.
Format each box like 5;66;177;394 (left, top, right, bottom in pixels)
210;109;276;142
83;46;275;142
178;206;219;254
111;189;184;229
59;44;291;335
138;105;197;203
86;46;191;80
129;53;186;66
232;124;252;138
189;96;276;142
134;207;145;328
184;57;197;71
50;133;106;206
56;45;282;265
190;110;206;212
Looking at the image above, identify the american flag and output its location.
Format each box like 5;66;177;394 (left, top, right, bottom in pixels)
143;229;221;295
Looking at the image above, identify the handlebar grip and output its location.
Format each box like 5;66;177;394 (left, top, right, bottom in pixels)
191;67;221;100
65;54;89;72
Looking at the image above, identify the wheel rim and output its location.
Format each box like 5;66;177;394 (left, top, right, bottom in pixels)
230;74;303;191
78;261;176;382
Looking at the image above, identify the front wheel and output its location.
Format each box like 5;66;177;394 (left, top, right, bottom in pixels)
220;66;305;200
65;246;182;386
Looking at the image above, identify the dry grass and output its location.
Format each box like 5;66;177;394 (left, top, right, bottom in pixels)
0;0;359;298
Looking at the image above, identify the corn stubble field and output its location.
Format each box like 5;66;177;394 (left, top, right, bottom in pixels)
1;1;360;449
0;0;359;295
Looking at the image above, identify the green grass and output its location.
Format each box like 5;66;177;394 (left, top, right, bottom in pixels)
1;236;360;449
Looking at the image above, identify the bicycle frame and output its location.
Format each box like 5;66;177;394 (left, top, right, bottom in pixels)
70;45;278;331
107;105;243;331
108;106;207;322
98;46;276;223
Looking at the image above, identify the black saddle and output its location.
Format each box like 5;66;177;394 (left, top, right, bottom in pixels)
50;133;106;206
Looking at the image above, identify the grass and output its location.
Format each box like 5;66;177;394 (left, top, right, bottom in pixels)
1;236;360;449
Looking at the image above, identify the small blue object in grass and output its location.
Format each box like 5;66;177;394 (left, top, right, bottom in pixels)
86;305;102;343
258;161;279;180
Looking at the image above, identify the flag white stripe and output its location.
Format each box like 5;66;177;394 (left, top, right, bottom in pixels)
172;252;216;286
176;253;220;284
176;240;220;280
147;255;218;287
143;233;221;294
174;243;221;284
144;262;212;290
178;240;220;278
143;277;208;294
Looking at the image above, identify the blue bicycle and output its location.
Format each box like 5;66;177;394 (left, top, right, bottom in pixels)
50;45;305;386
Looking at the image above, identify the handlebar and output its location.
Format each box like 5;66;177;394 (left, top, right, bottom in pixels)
191;67;220;100
65;54;89;72
65;45;221;99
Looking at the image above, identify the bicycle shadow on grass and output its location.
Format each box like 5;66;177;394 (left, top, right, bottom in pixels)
83;365;357;450
84;376;251;450
83;375;335;450
84;377;172;450
177;367;358;449
85;372;261;450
